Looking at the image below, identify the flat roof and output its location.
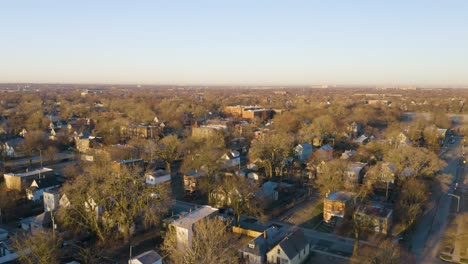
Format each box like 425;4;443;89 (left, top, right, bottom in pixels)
171;206;218;229
4;167;53;178
326;191;354;202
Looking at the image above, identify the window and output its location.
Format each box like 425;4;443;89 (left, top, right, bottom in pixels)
277;248;280;254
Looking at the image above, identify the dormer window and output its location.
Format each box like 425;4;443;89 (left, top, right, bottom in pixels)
248;243;255;249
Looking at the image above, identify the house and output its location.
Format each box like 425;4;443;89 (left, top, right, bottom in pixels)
347;122;363;137
145;170;171;185
129;250;162;264
191;125;226;139
294;143;313;162
170;206;219;249
4;167;54;191
345;162;367;186
20;211;53;234
315;144;333;161
0;137;24;158
59;194;71;208
112;159;144;174
220;150;240;169
30;211;54;235
354;203;393;235
323;191;355;223
354;135;369;145
340;150;356;160
396;132;411;146
26;177;61;201
121;123;164;139
183;171;203;193
256;181;279;203
266;229;310;264
240;226;284;264
0;241;18;263
43;187;60;212
436;128;449;141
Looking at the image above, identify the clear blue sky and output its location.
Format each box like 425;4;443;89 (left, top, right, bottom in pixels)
1;1;467;86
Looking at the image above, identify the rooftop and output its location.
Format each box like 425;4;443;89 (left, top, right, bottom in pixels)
171;206;218;230
274;229;309;259
116;158;143;164
4;167;53;178
326;191;354;202
130;250;162;264
356;203;393;218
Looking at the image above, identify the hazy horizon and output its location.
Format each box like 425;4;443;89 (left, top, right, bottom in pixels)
1;1;468;86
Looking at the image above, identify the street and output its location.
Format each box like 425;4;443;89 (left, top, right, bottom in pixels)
408;135;465;263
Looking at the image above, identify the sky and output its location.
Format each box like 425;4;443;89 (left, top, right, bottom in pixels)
1;1;468;86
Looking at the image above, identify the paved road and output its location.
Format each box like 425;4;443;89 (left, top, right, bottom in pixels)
4;152;76;169
408;136;464;263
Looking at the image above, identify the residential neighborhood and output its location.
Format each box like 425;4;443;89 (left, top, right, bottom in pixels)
0;84;467;264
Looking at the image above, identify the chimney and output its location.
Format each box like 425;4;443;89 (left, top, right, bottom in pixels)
263;230;267;239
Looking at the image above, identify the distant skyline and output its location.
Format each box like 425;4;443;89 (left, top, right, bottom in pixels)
1;1;468;86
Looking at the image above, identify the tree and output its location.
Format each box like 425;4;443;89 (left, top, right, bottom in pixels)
352;238;411;264
249;132;293;178
366;162;394;201
162;217;238;264
153;135;182;172
314;159;347;197
385;146;446;180
423;125;442;152
397;178;429;229
58;164;171;244
213;176;262;225
17;130;48;166
311;115;337;144
12;231;62;264
352;210;374;257
44;146;59;163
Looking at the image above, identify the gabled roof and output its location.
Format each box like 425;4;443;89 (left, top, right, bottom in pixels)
242;226;283;256
319;144;333;151
31;177;60;189
274;229;309;259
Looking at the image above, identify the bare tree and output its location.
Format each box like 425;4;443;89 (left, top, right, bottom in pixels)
58;164;171;244
162;217;238;264
314;159;347;197
352;238;412;264
12;231;62;264
397;178;429;229
154;134;182;172
249;132;293;178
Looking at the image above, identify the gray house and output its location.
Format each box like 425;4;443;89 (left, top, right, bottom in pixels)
240;226;284;264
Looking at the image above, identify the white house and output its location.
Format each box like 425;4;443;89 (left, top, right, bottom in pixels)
266;229;310;264
145;170;171;185
171;206;218;249
26;178;60;201
129;250;162;264
43;187;60;212
294;143;313;162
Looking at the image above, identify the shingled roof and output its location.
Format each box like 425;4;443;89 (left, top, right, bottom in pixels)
275;229;309;260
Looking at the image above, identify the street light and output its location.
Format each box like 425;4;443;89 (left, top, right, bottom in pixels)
448;193;460;213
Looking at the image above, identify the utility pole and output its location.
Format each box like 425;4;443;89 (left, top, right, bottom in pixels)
36;148;43;168
50;209;56;240
129;244;133;261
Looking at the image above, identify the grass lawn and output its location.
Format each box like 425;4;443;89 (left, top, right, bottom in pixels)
293;201;324;230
